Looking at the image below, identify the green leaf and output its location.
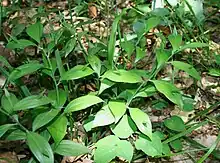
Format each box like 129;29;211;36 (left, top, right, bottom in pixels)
162;143;171;155
93;105;115;128
48;115;68;143
108;10;126;68
135;133;162;157
208;68;220;77
11;24;26;37
64;95;103;113
54;140;90;156
102;69;143;83
62;39;76;58
0;55;13;70
135;85;157;98
0;124;15;138
88;54;102;77
156;49;171;69
168;34;182;51
152;80;183;107
55;50;65;77
164;115;185;132
111;114;137;138
117;140;133;162
98;79;115;95
6;39;36;49
83;116;95;132
8;62;43;81
33;109;60;131
13;95;52;111
145;16;161;32
121;40;135;59
27;132;54;163
179;42;208;51
1;92;18;114
61;65;94;81
26;21;43;43
48;89;67;108
170;139;182;151
6;129;26;141
171;61;201;80
108;101;127;123
135;47;145;63
94;135;133;163
129;108;152;139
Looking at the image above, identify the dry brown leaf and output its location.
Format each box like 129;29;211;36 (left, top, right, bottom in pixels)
88;4;98;19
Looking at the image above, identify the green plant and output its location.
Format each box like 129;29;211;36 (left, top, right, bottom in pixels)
0;1;219;163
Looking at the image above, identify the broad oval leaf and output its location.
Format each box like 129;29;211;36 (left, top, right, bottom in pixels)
0;124;15;138
108;101;127;123
32;109;60;131
94;135;133;163
11;24;26;37
54;140;90;156
129;108;152;139
8;62;43;81
6;39;36;49
164;115;185;132
93;105;115;128
111;114;137;138
135;133;162;157
98;79;115;95
102;69;143;83
152;80;183;107
26;21;43;43
171;61;201;80
145;16;161;32
13;95;52;111
48;115;68;143
61;65;94;81
27;132;54;163
64;95;103;113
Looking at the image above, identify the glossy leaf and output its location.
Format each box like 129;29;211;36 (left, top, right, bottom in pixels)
88;54;102;76
108;101;127;123
135;133;162;157
64;95;103;113
54;140;90;156
152;80;183;107
111;114;137;138
13;95;52;111
48;115;68;143
6;39;36;49
27;132;54;163
129;108;152;139
8;62;43;81
171;61;201;80
26;21;43;43
208;68;220;77
0;124;15;138
93;105;115;128
94;135;133;163
102;69;143;83
32;109;60;131
164;115;185;132
61;65;94;81
168;34;182;51
48;89;67;108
